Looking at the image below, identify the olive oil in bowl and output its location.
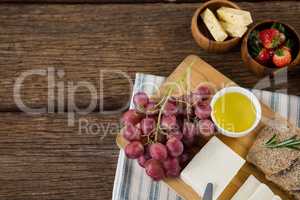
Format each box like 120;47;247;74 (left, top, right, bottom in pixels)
210;87;261;138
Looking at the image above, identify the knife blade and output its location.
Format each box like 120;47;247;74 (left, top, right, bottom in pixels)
203;183;213;200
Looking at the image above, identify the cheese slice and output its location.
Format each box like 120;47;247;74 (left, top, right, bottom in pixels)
217;7;253;27
231;175;261;200
180;137;245;200
220;21;248;38
272;196;282;200
201;8;228;42
248;184;274;200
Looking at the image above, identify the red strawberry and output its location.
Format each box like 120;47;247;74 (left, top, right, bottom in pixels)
259;28;281;49
273;48;292;68
256;48;271;64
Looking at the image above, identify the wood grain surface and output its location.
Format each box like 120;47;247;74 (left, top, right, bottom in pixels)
0;2;300;112
0;112;121;200
0;1;300;200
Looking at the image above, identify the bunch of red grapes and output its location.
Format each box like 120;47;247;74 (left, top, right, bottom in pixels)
121;85;215;181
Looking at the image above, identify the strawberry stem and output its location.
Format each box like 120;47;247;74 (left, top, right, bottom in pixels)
275;49;284;56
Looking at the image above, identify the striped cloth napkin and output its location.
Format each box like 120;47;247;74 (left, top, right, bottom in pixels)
112;73;300;200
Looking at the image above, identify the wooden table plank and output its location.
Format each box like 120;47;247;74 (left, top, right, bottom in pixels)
0;112;120;200
0;0;294;3
0;3;300;112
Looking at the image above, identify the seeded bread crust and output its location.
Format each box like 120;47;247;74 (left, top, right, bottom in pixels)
247;123;300;175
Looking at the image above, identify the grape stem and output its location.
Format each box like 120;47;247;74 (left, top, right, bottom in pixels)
175;99;192;107
154;96;167;108
155;92;171;142
154;61;196;142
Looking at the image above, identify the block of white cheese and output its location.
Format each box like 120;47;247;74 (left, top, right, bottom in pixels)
201;8;228;42
180;137;245;200
248;184;274;200
231;175;261;200
217;7;253;27
220;21;248;38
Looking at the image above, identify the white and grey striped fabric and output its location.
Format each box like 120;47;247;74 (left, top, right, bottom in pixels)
112;73;300;200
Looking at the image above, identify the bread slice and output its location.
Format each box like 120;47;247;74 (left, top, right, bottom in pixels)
267;159;300;200
247;121;300;175
267;159;300;191
247;119;300;199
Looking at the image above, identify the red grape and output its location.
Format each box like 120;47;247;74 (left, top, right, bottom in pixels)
145;100;159;115
140;118;156;136
163;157;181;177
157;134;167;144
138;156;147;168
122;124;141;141
149;143;168;161
145;159;165;181
163;157;179;168
138;145;151;168
161;115;177;131
166;137;184;157
167;168;181;177
182;122;197;146
135;122;141;129
138;149;151;168
195;85;212;100
163;101;178;116
198;119;215;138
167;130;183;140
184;106;194;118
179;152;190;167
198;85;211;94
176;102;186;116
176;97;193;117
183;122;197;137
133;92;149;109
138;155;148;168
176;114;184;129
195;102;212;119
125;141;144;159
121;109;142;125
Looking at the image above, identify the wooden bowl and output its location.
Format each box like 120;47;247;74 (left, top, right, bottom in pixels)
241;20;300;77
191;0;241;53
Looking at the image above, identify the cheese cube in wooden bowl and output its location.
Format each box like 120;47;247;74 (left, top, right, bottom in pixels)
191;0;251;53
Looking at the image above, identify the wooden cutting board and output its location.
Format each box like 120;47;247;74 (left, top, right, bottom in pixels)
116;55;292;200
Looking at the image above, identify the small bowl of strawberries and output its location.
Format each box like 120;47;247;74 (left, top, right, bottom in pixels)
241;20;300;77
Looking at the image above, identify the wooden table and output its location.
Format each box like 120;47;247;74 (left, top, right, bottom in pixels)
0;1;300;200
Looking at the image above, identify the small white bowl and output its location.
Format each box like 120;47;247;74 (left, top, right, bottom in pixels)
210;86;262;138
